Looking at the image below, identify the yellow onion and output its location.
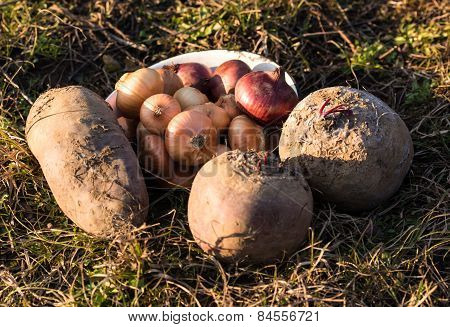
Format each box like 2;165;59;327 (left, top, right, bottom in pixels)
107;98;139;141
137;123;173;177
215;94;242;120
188;103;231;133
174;87;209;110
228;115;265;151
140;94;181;135
116;68;164;119
165;110;218;166
156;68;183;95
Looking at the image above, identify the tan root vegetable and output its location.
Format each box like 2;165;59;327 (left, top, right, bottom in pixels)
116;68;164;119
188;150;313;263
188;102;231;132
228;115;265;151
26;86;149;237
215;94;242;119
140;94;181;135
174;86;209;110
156;68;184;95
279;86;414;211
165;110;218;166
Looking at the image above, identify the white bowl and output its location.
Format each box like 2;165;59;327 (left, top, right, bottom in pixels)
105;50;297;109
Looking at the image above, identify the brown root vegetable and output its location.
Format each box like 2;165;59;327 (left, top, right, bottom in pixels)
279;86;414;211
140;94;181;136
188;150;313;264
215;94;242;119
26;86;149;237
228;115;265;151
156;68;184;95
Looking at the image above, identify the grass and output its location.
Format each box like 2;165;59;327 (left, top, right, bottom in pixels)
0;0;448;306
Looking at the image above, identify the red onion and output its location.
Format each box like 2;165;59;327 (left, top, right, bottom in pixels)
165;63;212;95
208;60;251;101
235;68;298;124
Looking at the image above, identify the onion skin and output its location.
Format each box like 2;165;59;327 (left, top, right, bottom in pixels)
140;94;181;135
215;94;242;120
188;103;231;133
165;110;218;166
174;87;209;110
228;115;265;151
116;68;164;119
208;60;251;101
137;123;197;189
137;123;173;177
167;63;212;95
235;68;298;124
156;68;184;95
107;99;139;141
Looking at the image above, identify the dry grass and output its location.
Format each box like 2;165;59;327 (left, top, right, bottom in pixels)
0;0;448;306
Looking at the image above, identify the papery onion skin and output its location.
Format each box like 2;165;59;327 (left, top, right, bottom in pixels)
188;103;231;133
140;94;181;135
166;63;212;95
215;94;242;120
116;68;164;119
156;68;183;95
137;123;197;189
165;110;218;166
137;123;173;176
228;115;265;151
235;68;298;124
107;97;139;141
174;87;209;110
208;60;251;101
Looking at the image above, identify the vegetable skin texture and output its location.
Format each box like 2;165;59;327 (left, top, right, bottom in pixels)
26;86;149;237
188;150;313;264
279;86;414;211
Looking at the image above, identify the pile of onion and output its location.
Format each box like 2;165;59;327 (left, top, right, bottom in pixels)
111;59;299;188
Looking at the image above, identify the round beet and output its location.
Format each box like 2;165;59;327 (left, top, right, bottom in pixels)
279;86;414;211
188;150;313;264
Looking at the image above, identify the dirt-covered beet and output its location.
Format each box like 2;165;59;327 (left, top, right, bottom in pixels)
188;150;313;264
279;86;414;211
26;86;149;237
